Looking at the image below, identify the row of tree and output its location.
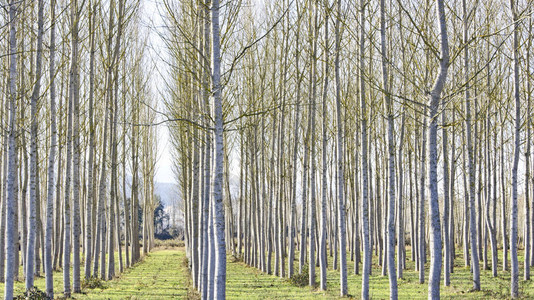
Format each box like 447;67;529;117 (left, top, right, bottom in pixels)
169;0;534;299
1;0;159;299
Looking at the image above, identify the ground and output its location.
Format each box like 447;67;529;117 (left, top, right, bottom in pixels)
1;247;534;299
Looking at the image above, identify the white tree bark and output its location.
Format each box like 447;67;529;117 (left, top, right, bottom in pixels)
200;3;211;297
45;0;58;297
523;13;532;281
428;0;449;298
319;5;330;291
85;0;97;280
191;5;202;290
299;81;310;275
501;118;507;271
510;0;520;297
107;0;125;281
130;100;140;265
211;0;226;298
288;14;302;279
360;0;371;297
464;0;480;291
277;1;289;277
208;170;215;299
442;81;451;287
488;115;498;278
380;0;398;298
95;70;110;280
334;0;347;295
0;98;7;283
308;1;319;287
419;113;427;284
107;91;117;281
26;0;45;291
53;72;64;272
70;0;82;292
4;1;18;298
63;42;74;299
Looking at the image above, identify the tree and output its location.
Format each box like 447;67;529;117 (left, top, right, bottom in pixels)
360;0;371;297
26;0;45;291
5;0;19;298
84;0;97;280
70;0;82;291
308;0;319;287
287;1;303;279
510;0;520;296
464;0;481;291
427;0;450;297
379;0;398;297
45;0;58;297
319;1;330;291
211;0;227;297
334;0;348;295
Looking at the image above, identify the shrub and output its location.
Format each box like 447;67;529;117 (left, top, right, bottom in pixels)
154;238;185;248
182;256;190;269
288;264;309;287
187;288;201;300
82;276;107;289
230;254;242;263
14;287;49;300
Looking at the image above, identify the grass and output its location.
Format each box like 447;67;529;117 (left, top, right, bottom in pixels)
224;248;534;299
1;247;533;299
0;249;191;299
75;250;190;299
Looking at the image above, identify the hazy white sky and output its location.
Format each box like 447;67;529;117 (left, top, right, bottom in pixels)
142;0;270;184
142;0;175;184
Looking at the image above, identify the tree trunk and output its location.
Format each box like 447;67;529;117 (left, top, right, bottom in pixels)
319;5;330;291
308;1;319;287
211;0;226;297
70;0;82;292
360;0;371;297
419;110;427;284
334;0;347;295
524;15;532;281
5;1;19;297
85;0;97;280
63;36;74;298
288;12;302;279
26;0;45;291
380;0;398;297
464;0;480;290
0;85;8;284
45;0;58;297
428;1;449;297
510;0;520;296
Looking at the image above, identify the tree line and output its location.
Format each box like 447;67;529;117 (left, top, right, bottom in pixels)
166;0;534;299
1;0;160;299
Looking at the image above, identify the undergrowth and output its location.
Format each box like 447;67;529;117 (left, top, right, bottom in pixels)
183;256;201;300
81;276;107;289
154;238;185;248
288;264;309;287
14;287;49;300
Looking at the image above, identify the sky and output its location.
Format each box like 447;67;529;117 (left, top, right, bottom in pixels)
142;0;175;184
141;0;272;185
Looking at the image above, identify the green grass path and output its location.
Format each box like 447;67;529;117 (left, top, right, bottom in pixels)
0;249;190;299
77;249;190;299
3;247;534;299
